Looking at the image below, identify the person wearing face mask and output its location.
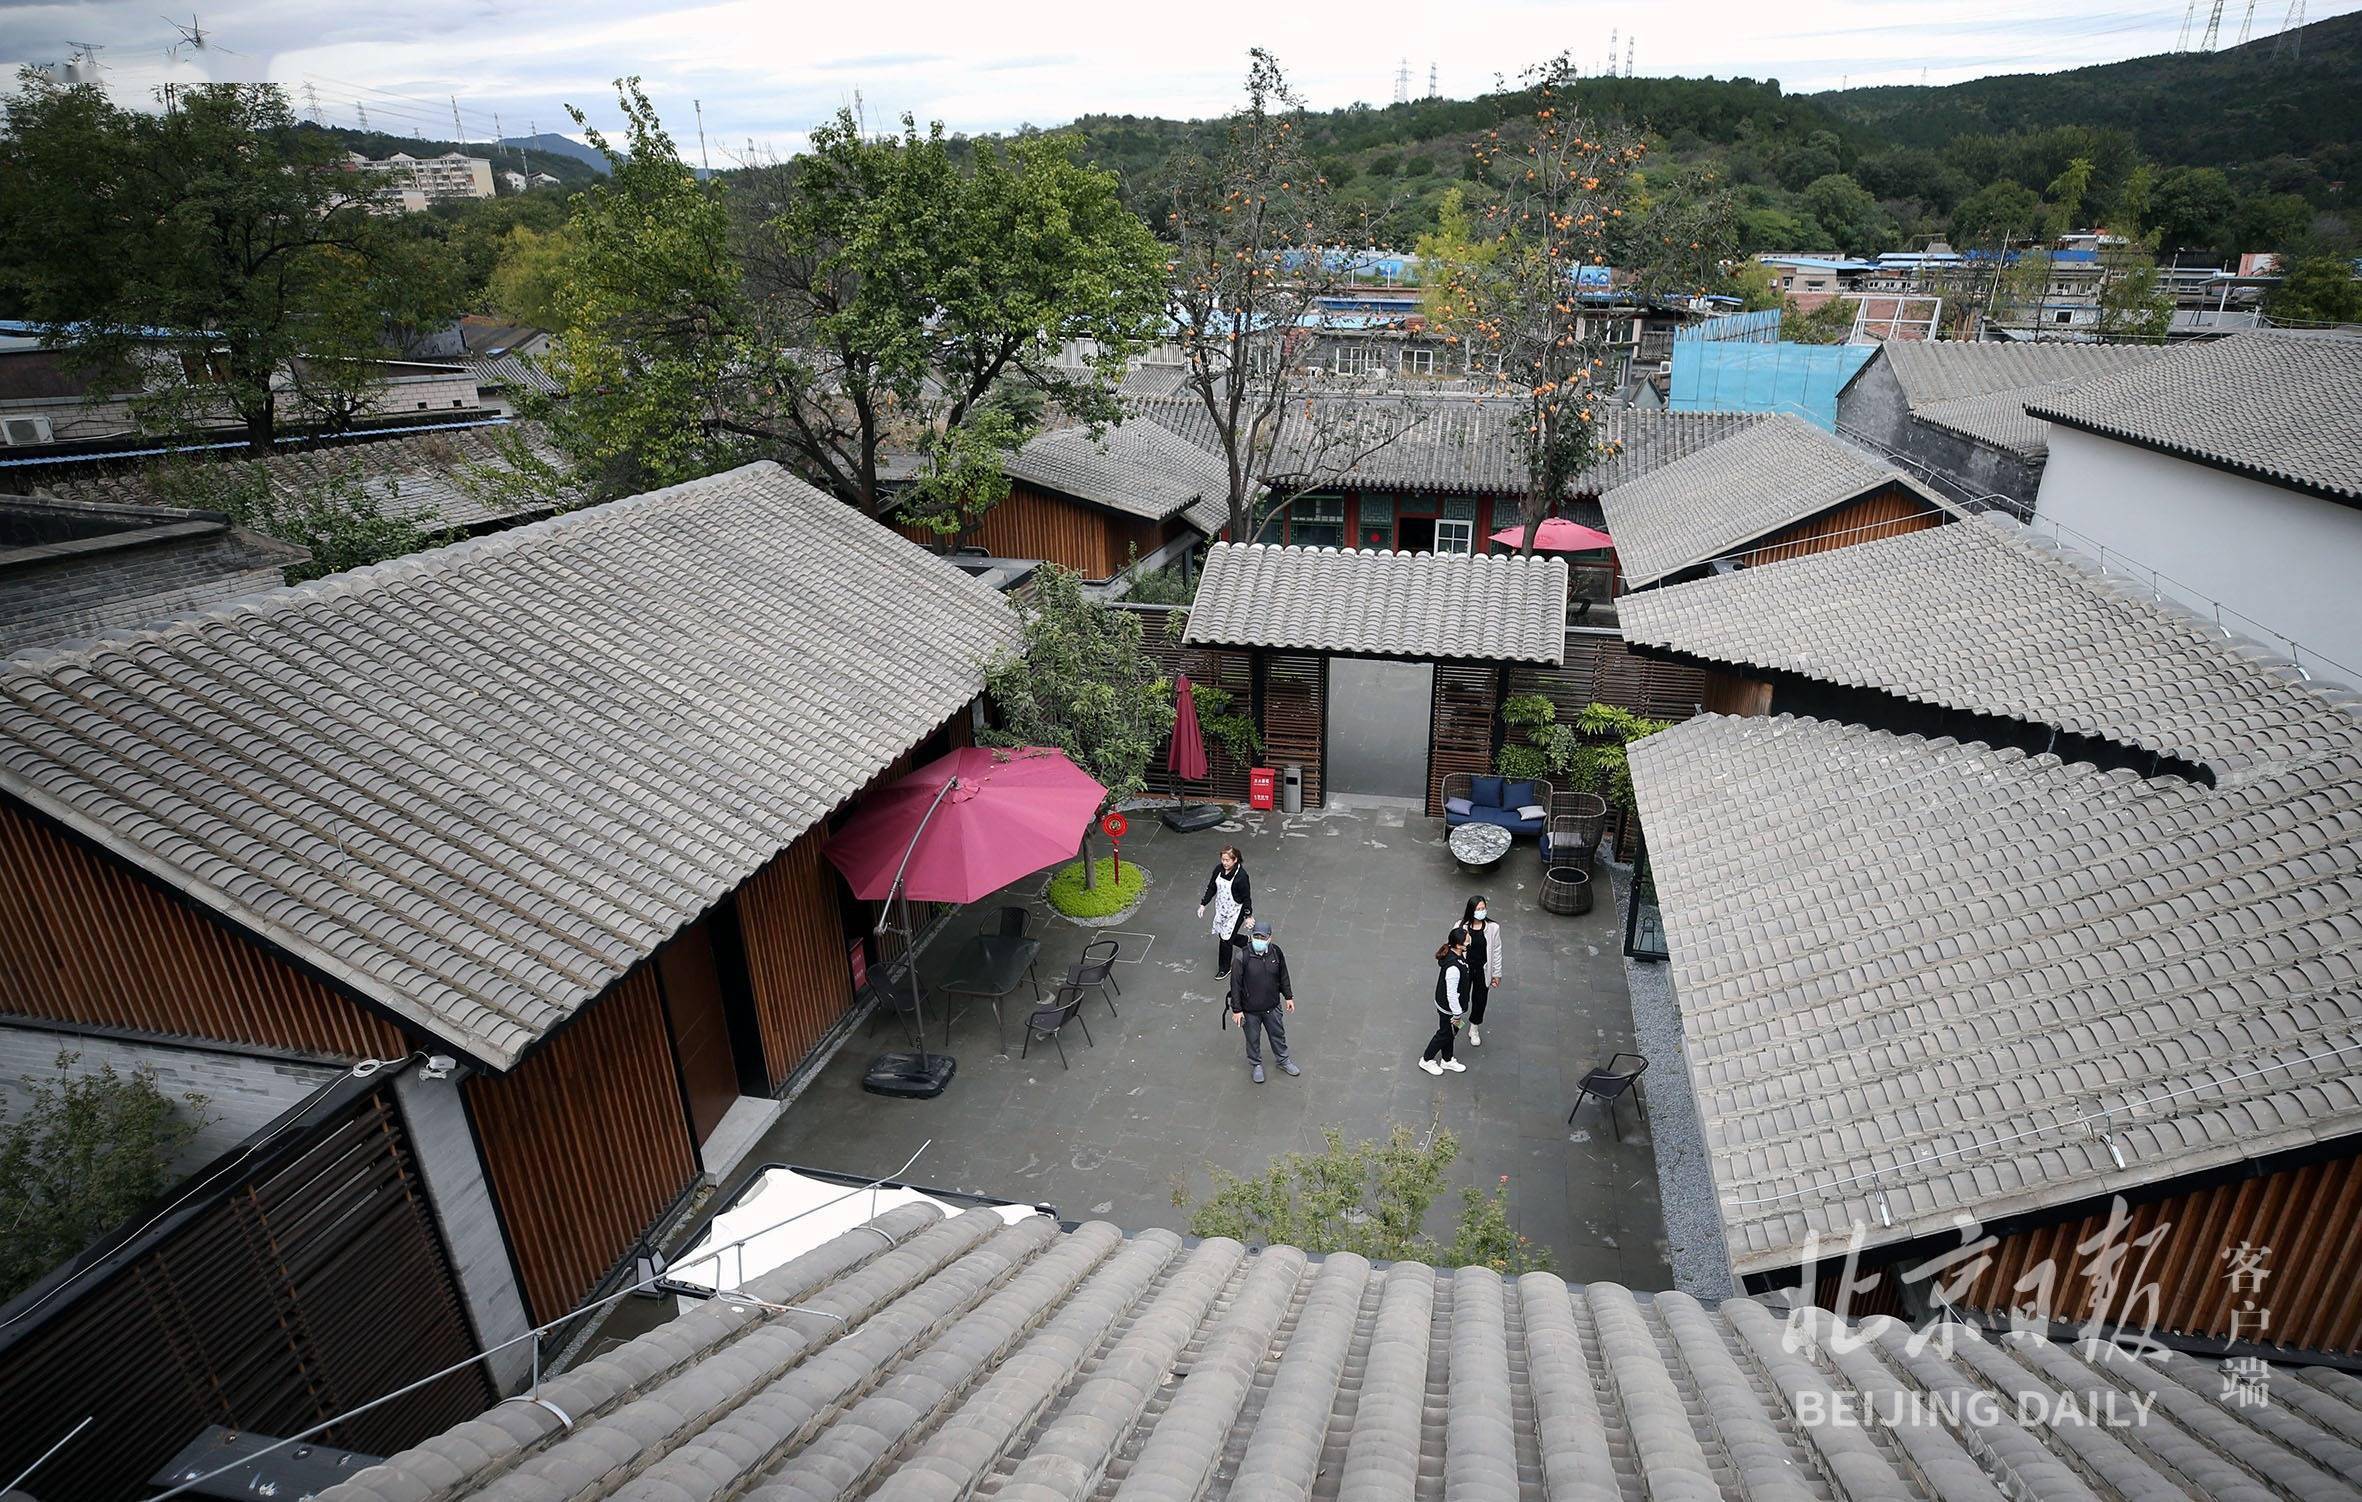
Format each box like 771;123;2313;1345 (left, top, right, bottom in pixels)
1420;926;1470;1075
1458;894;1505;1046
1226;919;1299;1083
1196;845;1253;978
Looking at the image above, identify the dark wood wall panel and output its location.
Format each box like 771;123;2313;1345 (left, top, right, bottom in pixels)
1748;482;1944;568
1426;663;1501;816
1701;669;1775;717
0;799;406;1060
1509;633;1710;724
1262;652;1327;809
466;969;697;1322
736;827;858;1090
0;1089;490;1502
895;483;1158;580
1950;1148;2362;1357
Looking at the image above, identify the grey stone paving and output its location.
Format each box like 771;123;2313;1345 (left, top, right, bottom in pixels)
756;808;1671;1286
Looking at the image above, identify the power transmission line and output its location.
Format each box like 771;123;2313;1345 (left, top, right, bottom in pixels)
2176;0;2196;50
2199;0;2225;49
2236;0;2258;43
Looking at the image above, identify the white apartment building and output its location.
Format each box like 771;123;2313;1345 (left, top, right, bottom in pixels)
345;150;496;212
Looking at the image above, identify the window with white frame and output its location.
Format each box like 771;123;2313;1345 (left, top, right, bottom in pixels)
1433;518;1474;554
1333;344;1375;377
1401;347;1436;376
1462;347;1504;376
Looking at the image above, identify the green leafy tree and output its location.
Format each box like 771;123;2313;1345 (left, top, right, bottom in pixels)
2147;166;2237;254
2267;256;2362;325
0;80;455;453
738;112;1167;521
2234;193;2316;256
1173;1124;1552;1275
146;458;440;581
541;80;752;498
1799;173;1888;255
1949;179;2042;246
486;224;577;332
2096;245;2174;340
2;1051;207;1300
2042;157;2094;239
1727;260;1784;311
982;567;1175;887
1780;294;1856;344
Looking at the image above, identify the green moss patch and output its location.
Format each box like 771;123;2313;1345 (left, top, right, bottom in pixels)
1045;857;1149;920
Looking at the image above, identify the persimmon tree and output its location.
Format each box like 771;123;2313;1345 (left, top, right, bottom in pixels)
1419;56;1726;552
1165;51;1418;541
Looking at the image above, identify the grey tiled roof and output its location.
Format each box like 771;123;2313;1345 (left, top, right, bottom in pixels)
1185;542;1567;661
1629;712;2362;1274
1873;340;2167;409
1617;513;2362;778
1601;414;1946;586
2026;332;2362;500
1003;421;1230;532
468;351;560;395
0;463;1019;1070
1909;384;2068;460
1138;393;1766;497
22;423;577;535
318;1203;2362;1502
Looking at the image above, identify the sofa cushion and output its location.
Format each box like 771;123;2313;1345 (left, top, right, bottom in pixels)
1517;803;1548;822
1464;804;1543;836
1470;775;1505;808
1503;779;1537;811
1444;796;1475;816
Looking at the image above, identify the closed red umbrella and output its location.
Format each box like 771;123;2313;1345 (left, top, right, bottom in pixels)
1168;674;1210;783
1490;517;1616;552
825;745;1108;904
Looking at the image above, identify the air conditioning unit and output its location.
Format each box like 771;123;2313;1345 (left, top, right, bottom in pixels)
1;415;55;447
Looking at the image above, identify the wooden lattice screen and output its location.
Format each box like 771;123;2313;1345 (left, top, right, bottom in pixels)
1261;652;1326;809
1426;663;1502;816
1510;630;1709;723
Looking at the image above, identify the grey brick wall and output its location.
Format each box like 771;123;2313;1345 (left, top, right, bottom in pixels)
0;1023;341;1177
0;531;293;656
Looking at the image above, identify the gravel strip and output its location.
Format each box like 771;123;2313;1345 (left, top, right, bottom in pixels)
1609;858;1738;1301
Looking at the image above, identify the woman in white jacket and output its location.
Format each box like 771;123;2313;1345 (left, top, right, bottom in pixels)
1458;895;1505;1046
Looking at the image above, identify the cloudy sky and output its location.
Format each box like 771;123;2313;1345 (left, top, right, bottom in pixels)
2;0;2349;162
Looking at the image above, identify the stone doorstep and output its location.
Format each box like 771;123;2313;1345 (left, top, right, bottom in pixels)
699;1094;791;1186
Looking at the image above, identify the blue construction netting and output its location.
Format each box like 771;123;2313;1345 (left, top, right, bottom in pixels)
1668;310;1874;430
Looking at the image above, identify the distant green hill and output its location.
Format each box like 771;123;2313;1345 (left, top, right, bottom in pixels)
1812;9;2360;179
1040;12;2354;259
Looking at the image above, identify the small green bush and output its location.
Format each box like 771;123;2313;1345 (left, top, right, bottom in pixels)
1045;856;1148;918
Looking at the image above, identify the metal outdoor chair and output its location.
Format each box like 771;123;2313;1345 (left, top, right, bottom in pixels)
1021;984;1095;1070
995;906;1031;940
1567;1052;1649;1141
1067;938;1121;1018
861;975;922;1049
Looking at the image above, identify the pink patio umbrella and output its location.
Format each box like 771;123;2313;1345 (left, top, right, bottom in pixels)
827;745;1107;1085
1490;517;1616;553
1168;674;1210;784
825;745;1108;905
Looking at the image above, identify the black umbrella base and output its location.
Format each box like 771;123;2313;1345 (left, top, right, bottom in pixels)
1159;803;1227;833
860;1051;957;1099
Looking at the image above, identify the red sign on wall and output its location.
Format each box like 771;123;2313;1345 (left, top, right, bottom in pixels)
848;940;868;992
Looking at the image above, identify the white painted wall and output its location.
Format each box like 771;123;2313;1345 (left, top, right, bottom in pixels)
2036;427;2362;686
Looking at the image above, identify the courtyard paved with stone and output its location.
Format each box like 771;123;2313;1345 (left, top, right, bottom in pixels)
753;806;1671;1286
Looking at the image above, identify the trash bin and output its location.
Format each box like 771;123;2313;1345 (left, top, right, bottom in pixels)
1281;763;1304;814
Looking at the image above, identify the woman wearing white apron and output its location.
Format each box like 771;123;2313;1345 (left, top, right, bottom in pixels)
1196;845;1254;977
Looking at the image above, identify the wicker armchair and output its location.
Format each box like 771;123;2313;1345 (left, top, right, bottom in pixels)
1544;791;1610;866
1440;773;1555;838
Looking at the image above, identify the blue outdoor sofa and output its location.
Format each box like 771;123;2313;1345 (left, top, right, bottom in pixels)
1440;773;1554;838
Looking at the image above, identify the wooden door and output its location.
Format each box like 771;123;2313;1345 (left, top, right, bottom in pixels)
660;921;739;1143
